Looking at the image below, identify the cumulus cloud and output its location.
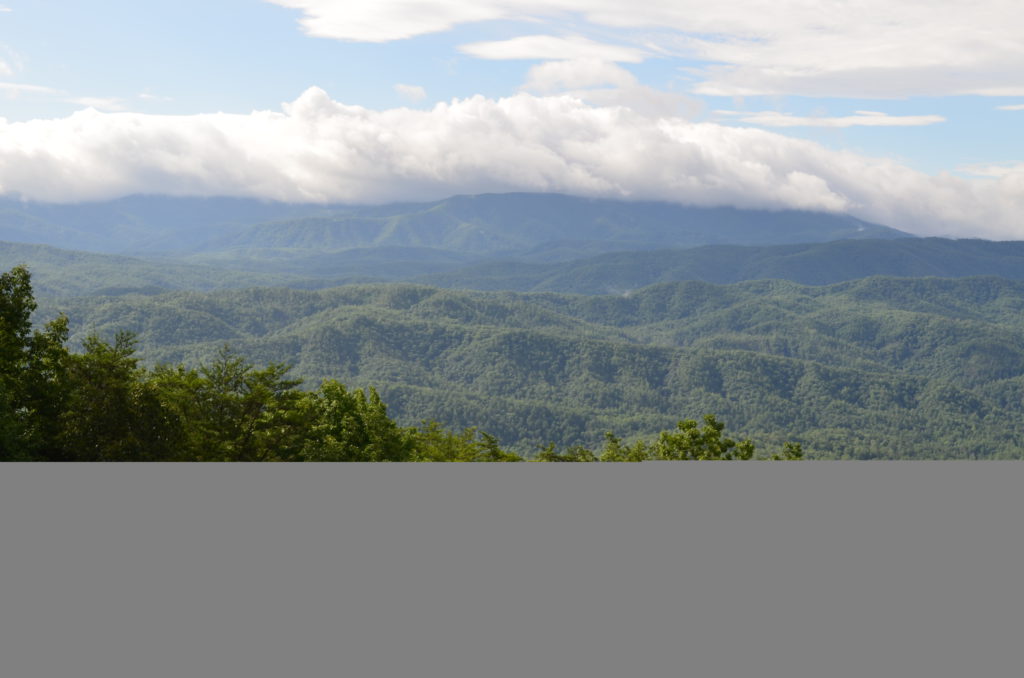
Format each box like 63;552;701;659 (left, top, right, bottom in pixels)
1;88;1022;238
717;110;946;128
267;0;1024;98
460;35;646;63
394;83;427;102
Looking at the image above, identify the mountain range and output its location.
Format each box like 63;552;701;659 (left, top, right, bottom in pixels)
5;191;1024;458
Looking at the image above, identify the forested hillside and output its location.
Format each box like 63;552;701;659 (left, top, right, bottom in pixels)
418;238;1024;293
0;241;313;296
37;276;1024;458
13;236;1024;298
2;265;798;462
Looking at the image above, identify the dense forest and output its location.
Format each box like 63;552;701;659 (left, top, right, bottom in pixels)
29;273;1024;458
2;265;800;462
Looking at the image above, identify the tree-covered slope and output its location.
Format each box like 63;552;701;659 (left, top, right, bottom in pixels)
16;234;1024;301
0;241;314;296
418;238;1024;293
39;277;1024;458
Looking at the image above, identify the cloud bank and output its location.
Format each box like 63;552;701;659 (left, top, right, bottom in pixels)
268;0;1024;98
1;88;1022;238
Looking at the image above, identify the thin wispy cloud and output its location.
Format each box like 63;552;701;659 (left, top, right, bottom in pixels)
521;59;694;118
1;88;1021;239
138;92;173;102
0;83;124;111
394;83;427;102
268;1;1024;98
717;110;947;128
996;104;1024;111
0;82;58;95
460;35;647;63
67;96;126;111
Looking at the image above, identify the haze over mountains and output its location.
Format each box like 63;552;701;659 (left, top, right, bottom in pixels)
1;193;1022;298
1;192;905;255
5;191;1024;457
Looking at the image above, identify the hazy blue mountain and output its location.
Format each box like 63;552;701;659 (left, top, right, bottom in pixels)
200;193;908;261
1;193;909;261
418;237;1024;293
0;195;333;254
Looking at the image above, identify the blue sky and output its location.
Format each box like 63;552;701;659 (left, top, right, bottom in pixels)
1;1;1023;237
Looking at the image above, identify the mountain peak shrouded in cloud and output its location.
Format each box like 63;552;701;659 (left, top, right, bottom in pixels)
0;88;1022;239
0;2;1020;239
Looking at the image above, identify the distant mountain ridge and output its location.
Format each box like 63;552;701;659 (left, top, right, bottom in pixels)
1;192;909;260
10;236;1024;298
191;193;909;261
417;237;1024;293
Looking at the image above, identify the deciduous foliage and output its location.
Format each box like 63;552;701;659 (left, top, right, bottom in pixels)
1;266;801;462
301;381;414;462
1;265;70;459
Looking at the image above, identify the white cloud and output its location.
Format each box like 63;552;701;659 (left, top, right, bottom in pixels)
460;35;646;63
960;163;1024;178
996;104;1024;111
0;61;10;77
0;6;11;12
523;59;636;93
268;0;521;42
394;83;427;102
267;1;1024;98
718;110;946;128
0;88;1022;239
522;59;694;118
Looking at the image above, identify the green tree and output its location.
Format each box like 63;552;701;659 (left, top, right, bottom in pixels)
302;381;415;462
648;415;802;460
1;265;70;460
598;432;651;462
534;443;598;462
408;421;523;462
152;346;309;461
57;332;182;461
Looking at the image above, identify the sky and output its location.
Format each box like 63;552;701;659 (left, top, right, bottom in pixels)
0;0;1023;238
